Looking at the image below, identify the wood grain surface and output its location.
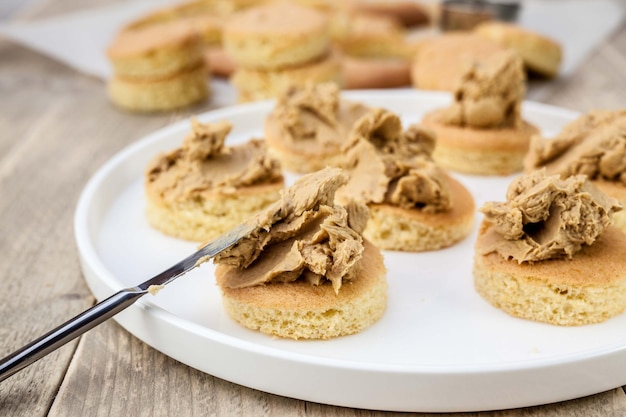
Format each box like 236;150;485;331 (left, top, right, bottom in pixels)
1;0;626;416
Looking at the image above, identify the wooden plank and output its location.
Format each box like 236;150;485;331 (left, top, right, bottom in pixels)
48;320;307;417
0;35;207;417
0;41;90;417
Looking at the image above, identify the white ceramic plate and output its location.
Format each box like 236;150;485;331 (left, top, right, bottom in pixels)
74;90;626;412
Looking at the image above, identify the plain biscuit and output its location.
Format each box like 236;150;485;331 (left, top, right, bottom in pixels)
331;12;413;60
107;64;209;112
108;20;206;78
342;56;411;89
349;0;431;27
474;22;562;78
223;3;330;70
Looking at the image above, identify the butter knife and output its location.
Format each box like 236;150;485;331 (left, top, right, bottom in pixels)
0;222;255;382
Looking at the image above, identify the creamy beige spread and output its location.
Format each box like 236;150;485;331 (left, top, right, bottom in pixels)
478;170;622;263
270;82;370;151
341;108;451;212
213;167;369;293
147;284;164;296
434;50;525;129
525;110;626;185
146;119;282;200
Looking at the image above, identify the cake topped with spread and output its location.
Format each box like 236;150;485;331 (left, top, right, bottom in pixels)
341;108;451;212
524;109;626;232
213;167;388;340
421;50;539;175
147;119;282;198
477;169;622;263
264;82;370;173
474;169;626;326
144;119;283;241
338;108;475;252
433;50;525;129
525;110;626;184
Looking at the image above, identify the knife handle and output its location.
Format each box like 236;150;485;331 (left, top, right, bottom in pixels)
0;288;144;382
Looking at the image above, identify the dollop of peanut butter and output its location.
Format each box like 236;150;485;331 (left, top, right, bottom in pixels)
340;108;451;212
434;50;525;129
477;170;622;263
525;110;626;185
214;167;369;293
268;82;370;149
145;119;282;200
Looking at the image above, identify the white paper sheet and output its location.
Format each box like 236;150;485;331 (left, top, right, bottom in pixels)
0;0;623;106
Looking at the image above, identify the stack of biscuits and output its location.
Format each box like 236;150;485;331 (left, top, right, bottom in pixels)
107;19;210;112
223;2;342;102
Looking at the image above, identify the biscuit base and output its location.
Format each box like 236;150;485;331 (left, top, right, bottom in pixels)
363;176;475;251
108;64;209;113
146;181;282;242
422;113;539;175
474;224;626;326
215;240;387;340
593;180;626;233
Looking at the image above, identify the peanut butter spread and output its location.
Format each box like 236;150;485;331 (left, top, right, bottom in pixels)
525;110;626;185
146;119;282;200
434;50;525;129
341;108;451;212
478;170;622;263
269;82;370;152
213;167;369;293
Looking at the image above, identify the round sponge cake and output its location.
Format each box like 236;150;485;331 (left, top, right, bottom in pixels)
106;19;210;112
223;2;330;70
474;223;626;326
215;240;387;339
364;176;475;251
422;112;539;176
107;20;206;78
474;22;562;78
108;64;209;113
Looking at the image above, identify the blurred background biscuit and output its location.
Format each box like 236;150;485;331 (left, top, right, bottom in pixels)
474;21;562;78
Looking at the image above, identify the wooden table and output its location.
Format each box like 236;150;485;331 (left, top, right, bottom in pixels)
1;0;626;415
